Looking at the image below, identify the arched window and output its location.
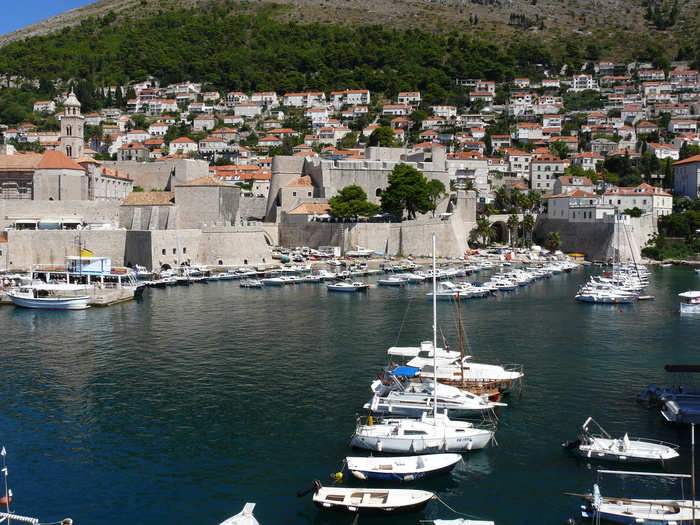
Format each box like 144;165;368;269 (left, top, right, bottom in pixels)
375;188;382;197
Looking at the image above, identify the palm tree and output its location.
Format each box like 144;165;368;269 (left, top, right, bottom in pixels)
509;187;523;210
470;218;497;247
507;213;520;247
547;231;562;251
480;203;497;218
522;212;536;248
493;185;511;212
526;190;542;213
464;180;479;197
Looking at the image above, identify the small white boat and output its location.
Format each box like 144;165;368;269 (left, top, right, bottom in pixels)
7;284;91;310
327;280;369;292
218;502;259;525
345;453;462;482
563;417;679;463
377;276;407;287
425;281;469;300
309;480;434;515
575;470;700;524
346;246;375;257
240;279;262;288
678;291;700;314
260;277;292;286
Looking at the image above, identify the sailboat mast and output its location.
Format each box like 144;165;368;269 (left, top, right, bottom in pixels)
457;293;465;386
432;234;438;416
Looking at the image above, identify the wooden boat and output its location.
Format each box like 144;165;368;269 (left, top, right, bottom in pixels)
572;470;700;524
309;480;433;515
218;502;259;525
562;417;679;463
345;453;462;482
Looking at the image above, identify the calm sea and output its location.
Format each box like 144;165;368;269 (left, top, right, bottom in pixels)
0;265;699;525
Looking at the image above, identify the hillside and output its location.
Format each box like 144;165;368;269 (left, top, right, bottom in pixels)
1;0;698;63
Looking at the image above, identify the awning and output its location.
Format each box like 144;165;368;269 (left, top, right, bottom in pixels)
389;366;420;377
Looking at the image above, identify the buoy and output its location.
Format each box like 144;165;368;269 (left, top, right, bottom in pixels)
332;472;343;480
0;494;12;505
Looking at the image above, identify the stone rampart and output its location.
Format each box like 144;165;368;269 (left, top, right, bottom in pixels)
0;200;121;230
102;159;209;191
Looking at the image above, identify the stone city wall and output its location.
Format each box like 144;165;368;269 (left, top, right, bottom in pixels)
0;200;121;230
102;159;209;191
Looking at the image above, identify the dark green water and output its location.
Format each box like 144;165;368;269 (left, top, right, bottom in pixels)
0;265;699;525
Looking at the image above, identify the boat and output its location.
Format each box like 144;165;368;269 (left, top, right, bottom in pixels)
346;246;375;257
260;276;292;286
365;365;506;417
345;453;462;482
308;479;434;515
240;279;262;288
562;417;679;463
430;520;495;525
218;502;259;525
377;276;408;287
6;283;91;310
572;469;700;524
327;280;369;292
350;235;496;454
678;291;700;313
426;281;470;300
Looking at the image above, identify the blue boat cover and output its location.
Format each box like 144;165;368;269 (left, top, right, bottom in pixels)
390;366;420;377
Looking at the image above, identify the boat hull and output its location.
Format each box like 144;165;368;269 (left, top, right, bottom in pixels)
312;487;433;515
346;454;461;482
7;293;90;310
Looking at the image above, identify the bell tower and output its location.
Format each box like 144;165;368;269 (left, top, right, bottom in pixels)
60;89;84;159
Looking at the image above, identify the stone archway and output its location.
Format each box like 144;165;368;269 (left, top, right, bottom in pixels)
491;220;509;244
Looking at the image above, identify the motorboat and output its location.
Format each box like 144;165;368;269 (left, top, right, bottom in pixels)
327;280;369;292
562;417;679;463
345;453;462;482
218;503;259;525
309;480;434;515
351;411;495;453
574;470;700;524
425;281;470;300
7;283;91;310
260;276;293;286
240;279;262;288
365;365;505;417
377;276;408;287
678;291;700;313
346;246;375;257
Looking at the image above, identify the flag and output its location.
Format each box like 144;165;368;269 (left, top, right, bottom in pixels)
81;248;93;257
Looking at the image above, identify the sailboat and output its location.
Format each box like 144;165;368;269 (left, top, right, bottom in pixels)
350;234;496;454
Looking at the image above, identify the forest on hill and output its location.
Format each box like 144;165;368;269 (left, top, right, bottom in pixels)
0;3;693;97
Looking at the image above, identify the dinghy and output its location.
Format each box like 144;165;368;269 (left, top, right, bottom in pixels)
309;480;434;515
345;453;462;482
218;502;259;525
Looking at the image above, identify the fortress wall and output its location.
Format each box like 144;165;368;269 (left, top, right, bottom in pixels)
102;159;209;191
0;200;120;229
5;229;128;270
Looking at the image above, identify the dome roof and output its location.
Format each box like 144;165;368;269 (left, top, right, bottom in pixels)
64;89;81;108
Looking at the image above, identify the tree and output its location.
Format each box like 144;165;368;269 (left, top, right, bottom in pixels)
522;213;536;248
368;126;396;147
426;179;447;217
380;164;435;220
493;185;511;211
547;231;562;251
328;185;381;218
470;218;497;247
507;213;520;247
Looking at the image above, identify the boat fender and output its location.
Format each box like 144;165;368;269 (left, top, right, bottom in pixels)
466;438;473;451
368;416;373;426
0;494;11;506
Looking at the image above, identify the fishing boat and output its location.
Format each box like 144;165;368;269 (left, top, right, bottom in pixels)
562;417;679;463
377;276;408;287
218;502;259;525
345;453;462;482
6;283;90;310
572;470;700;524
350;235;496;454
678;291;700;314
308;480;434;515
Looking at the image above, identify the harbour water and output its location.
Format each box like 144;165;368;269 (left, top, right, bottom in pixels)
0;264;699;524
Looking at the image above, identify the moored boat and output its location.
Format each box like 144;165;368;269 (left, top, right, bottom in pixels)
218;502;259;525
7;283;90;310
345;453;462;482
309;479;434;515
678;291;700;314
327;280;369;292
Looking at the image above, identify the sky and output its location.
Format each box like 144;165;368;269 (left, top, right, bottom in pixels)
1;0;95;36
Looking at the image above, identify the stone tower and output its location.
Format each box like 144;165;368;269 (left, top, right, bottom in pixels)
60;89;84;160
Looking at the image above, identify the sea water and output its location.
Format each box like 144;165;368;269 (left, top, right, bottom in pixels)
0;265;698;525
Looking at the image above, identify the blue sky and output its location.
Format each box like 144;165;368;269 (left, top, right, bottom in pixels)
2;1;95;36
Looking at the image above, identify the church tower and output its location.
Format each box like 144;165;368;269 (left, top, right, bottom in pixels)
60;89;84;160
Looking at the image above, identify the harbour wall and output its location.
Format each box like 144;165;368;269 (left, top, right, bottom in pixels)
0;200;121;230
534;214;656;262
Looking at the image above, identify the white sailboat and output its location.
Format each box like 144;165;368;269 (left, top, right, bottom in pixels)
350;234;496;454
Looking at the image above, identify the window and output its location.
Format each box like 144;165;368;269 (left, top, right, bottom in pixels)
162;249;166;255
173;248;176;254
307;192;312;197
292;191;297;197
183;247;187;254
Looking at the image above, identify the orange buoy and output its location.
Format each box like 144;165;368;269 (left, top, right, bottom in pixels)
0;494;12;505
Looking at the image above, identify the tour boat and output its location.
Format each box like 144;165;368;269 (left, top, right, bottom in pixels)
562;417;679;463
7;283;91;310
345;453;462;482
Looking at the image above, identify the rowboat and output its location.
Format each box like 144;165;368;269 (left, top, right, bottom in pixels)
308;480;434;515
